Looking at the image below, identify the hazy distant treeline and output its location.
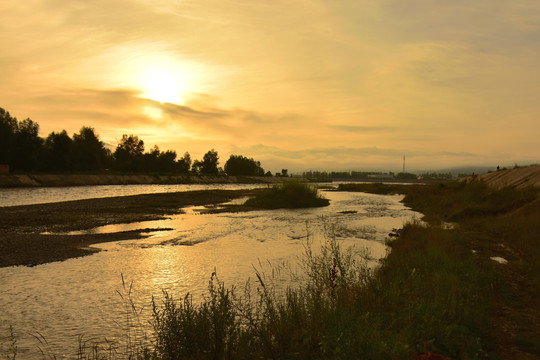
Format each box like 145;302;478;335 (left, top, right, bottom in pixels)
0;107;268;176
302;170;453;180
302;170;395;179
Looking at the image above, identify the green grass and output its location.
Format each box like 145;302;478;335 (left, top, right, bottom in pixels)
244;181;330;209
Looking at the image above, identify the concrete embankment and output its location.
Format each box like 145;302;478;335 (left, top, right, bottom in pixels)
0;174;303;188
469;164;540;190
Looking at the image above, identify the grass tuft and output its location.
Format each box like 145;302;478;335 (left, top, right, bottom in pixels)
244;181;330;209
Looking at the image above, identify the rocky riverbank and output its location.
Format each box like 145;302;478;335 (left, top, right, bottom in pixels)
0;189;256;267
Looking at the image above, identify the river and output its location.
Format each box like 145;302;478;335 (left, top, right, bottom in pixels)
0;184;420;358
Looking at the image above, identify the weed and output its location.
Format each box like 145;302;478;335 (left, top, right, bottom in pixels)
244;181;330;209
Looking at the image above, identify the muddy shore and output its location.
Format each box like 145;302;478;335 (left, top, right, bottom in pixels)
0;189;256;267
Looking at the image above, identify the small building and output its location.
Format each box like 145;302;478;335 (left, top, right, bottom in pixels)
0;164;9;174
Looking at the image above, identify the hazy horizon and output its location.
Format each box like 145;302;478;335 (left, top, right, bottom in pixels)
2;1;539;173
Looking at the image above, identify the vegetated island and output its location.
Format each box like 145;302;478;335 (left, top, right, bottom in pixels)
244;181;330;209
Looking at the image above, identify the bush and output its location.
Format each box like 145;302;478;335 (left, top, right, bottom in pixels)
244;181;330;209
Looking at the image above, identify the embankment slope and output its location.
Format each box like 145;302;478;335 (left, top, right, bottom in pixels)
0;174;298;188
469;164;540;190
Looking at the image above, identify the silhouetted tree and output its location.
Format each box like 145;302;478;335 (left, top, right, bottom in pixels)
142;145;160;172
0;108;18;165
224;155;265;176
43;130;73;172
177;152;191;173
114;134;145;172
200;149;219;175
191;160;203;174
13;118;43;171
153;147;177;173
72;126;107;171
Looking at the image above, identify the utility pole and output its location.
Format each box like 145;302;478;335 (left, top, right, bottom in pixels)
403;155;405;173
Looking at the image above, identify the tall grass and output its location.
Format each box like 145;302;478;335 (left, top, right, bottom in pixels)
142;221;495;359
401;180;538;224
244;181;330;209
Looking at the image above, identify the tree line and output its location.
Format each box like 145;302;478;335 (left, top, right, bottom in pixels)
0;107;269;176
302;170;396;179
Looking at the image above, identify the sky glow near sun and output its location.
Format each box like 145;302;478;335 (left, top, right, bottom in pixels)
138;65;194;104
1;0;540;172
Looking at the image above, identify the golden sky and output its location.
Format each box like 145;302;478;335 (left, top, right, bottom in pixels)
1;0;539;172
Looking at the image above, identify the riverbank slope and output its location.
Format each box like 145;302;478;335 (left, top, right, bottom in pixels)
466;164;540;190
0;174;302;188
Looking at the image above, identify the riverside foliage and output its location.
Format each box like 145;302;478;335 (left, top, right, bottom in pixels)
244;181;330;209
0;107;267;176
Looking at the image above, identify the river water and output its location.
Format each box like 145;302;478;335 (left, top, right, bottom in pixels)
0;183;270;207
0;184;420;358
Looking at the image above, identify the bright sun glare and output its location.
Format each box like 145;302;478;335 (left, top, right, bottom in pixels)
140;67;190;104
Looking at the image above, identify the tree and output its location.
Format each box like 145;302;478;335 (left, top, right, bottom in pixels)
114;134;145;172
156;149;177;173
191;160;203;174
0;108;18;165
224;155;265;176
72;126;107;171
177;152;191;173
43;130;73;172
13;118;43;171
199;149;219;175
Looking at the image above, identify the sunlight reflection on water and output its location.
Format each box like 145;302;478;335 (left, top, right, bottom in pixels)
0;190;420;358
0;183;266;207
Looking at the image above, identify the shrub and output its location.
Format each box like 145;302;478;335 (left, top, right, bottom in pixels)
244;181;330;209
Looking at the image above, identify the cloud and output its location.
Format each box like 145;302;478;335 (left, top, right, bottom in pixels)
1;0;540;170
227;144;489;172
332;125;396;133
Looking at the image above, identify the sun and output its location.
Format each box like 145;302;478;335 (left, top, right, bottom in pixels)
139;67;191;104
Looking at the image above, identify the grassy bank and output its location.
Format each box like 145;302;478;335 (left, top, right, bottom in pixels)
341;180;540;359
